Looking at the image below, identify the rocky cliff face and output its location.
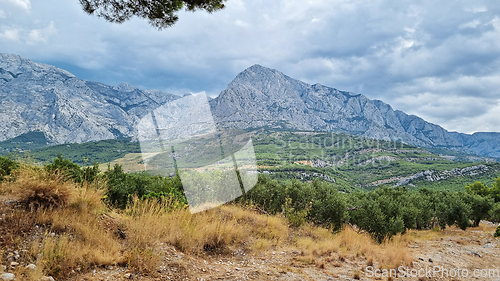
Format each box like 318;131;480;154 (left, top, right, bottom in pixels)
210;65;487;155
0;53;178;144
1;55;498;159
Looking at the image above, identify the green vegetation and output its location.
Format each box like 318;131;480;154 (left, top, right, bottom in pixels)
247;175;499;242
5;130;499;192
2;155;500;243
0;155;19;181
3;138;141;166
0;131;48;153
251;131;500;191
104;164;186;209
80;0;227;29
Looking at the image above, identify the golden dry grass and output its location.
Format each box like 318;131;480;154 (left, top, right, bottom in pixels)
1;166;420;280
1;167;123;279
294;224;413;269
9;166;74;211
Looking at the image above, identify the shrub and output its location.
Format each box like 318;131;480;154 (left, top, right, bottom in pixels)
495;225;500;237
44;154;83;183
282;197;310;227
465;181;490;197
460;192;494;227
0;155;18;182
491;178;500;203
104;164;186;209
489;203;500;222
12;167;74;211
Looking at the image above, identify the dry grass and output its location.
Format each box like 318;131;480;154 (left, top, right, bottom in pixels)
0;167;123;280
294;224;413;269
123;198;289;255
9;166;74;211
1;166;419;280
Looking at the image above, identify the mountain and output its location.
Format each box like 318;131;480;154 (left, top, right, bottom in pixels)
0;54;499;159
210;65;500;159
0;53;178;145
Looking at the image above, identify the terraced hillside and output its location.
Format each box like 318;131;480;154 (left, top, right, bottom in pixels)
7;129;498;193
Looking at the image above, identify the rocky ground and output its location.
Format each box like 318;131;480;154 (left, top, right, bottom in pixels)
3;225;496;281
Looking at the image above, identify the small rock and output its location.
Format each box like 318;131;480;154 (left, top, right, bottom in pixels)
470;251;482;258
418;257;424;261
10;262;19;267
428;258;433;262
483;243;495;248
1;273;15;281
40;277;55;281
124;273;132;279
26;263;36;270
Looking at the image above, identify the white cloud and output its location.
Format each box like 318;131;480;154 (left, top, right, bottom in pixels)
0;27;20;41
26;21;56;44
1;0;500;133
0;9;5;18
1;0;31;11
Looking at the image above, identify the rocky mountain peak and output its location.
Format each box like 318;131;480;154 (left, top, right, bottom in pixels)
0;54;499;159
112;82;138;92
0;53;75;81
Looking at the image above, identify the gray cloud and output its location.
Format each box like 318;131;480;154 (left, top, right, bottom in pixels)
0;0;499;133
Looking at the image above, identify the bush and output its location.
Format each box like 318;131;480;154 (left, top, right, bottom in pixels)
460;192;494;227
282;197;310;227
45;154;83;182
12;167;74;211
0;155;18;181
491;178;500;203
489;203;500;223
347;187;406;243
495;225;500;237
104;164;186;209
465;181;490;197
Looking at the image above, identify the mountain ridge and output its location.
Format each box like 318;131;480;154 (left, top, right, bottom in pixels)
1;54;499;158
210;64;499;158
0;53;178;145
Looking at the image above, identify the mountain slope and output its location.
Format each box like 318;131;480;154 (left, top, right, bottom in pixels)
210;65;499;158
1;55;498;159
0;53;178;145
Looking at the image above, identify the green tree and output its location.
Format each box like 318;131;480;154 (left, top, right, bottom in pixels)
489;203;500;222
490;177;500;202
79;0;227;29
460;192;494;227
45;154;83;182
465;181;490;197
0;155;19;182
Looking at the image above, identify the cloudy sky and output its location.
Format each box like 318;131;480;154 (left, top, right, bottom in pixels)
1;0;500;134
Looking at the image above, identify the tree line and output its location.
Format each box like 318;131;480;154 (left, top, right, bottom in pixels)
1;154;499;241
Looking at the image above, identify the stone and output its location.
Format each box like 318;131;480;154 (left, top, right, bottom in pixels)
26;264;36;270
1;273;15;281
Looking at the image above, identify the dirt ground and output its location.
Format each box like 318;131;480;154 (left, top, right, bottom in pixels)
72;224;500;281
